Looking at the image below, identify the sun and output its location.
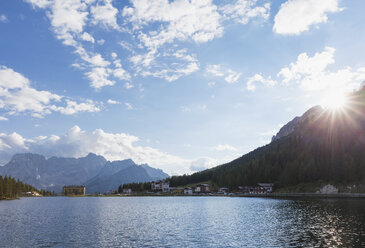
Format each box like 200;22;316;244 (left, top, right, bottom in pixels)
321;91;348;110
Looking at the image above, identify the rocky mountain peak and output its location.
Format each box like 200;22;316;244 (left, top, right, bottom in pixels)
272;105;323;142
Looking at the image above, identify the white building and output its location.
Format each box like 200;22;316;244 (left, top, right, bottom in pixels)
218;188;229;194
123;188;132;194
258;183;274;193
194;184;210;193
184;188;193;195
151;180;170;192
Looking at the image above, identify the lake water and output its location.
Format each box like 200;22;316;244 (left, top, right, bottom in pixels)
0;196;364;247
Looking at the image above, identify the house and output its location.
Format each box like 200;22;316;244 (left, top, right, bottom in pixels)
238;183;274;194
218;187;229;194
63;185;86;196
258;183;274;193
172;187;184;194
184;187;193;195
123;188;132;194
194;184;210;193
23;191;40;196
151;180;170;192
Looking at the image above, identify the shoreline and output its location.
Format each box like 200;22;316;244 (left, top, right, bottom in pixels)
239;192;365;199
57;192;365;199
4;193;365;200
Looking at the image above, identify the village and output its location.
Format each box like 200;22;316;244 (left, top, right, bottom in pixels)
61;181;274;196
144;180;274;196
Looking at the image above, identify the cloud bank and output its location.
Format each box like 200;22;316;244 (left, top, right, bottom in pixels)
0;65;100;118
0;126;222;175
274;0;341;35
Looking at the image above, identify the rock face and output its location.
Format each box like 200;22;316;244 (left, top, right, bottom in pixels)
272;106;323;142
0;153;168;193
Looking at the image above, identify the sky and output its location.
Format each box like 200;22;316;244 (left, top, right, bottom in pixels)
0;0;365;175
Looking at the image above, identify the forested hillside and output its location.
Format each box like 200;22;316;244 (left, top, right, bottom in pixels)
0;175;54;200
170;87;365;190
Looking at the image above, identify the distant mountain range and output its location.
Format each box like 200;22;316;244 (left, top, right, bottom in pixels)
0;153;168;193
170;86;365;191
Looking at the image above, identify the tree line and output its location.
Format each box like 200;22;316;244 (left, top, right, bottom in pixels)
0;175;56;199
118;182;151;193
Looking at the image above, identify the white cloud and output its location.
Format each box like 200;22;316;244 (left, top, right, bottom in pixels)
278;46;335;84
121;0;222;82
247;73;277;91
97;39;105;45
90;0;119;29
119;41;135;53
107;99;121;105
215;144;237;152
0;65;100;117
25;0;52;8
220;0;270;24
172;49;198;62
124;82;134;89
276;46;362;91
25;0;131;89
52;99;100;115
139;60;199;82
0;14;8;23
0;116;8;121
86;67;115;89
189;157;218;172
249;47;365;94
206;64;241;83
125;102;133;110
111;52;117;59
123;0;223;49
47;0;89;39
80;32;95;43
274;0;341;35
225;69;242;83
206;64;225;77
113;68;131;81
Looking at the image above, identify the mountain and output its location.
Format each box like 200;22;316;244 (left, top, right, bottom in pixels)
141;163;170;180
84;160;153;194
271;105;323;142
0;153;168;193
170;87;365;191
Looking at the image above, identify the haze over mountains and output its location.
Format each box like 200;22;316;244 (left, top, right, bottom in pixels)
0;153;168;193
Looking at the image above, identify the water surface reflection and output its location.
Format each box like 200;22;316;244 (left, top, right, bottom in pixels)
0;197;364;247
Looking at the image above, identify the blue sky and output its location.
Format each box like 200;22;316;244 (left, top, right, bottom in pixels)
0;0;365;174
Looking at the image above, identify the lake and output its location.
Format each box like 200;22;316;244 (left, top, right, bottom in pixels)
0;196;364;247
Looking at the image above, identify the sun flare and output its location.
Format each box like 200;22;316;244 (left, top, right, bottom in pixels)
321;91;348;110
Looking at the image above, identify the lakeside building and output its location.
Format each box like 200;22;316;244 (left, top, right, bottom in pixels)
258;183;274;193
239;183;274;194
184;188;193;195
151;180;170;192
218;188;229;194
172;187;184;194
23;191;40;196
63;185;86;196
123;188;132;194
194;184;210;193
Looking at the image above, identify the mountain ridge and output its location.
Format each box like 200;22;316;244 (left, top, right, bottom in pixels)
0;153;168;193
